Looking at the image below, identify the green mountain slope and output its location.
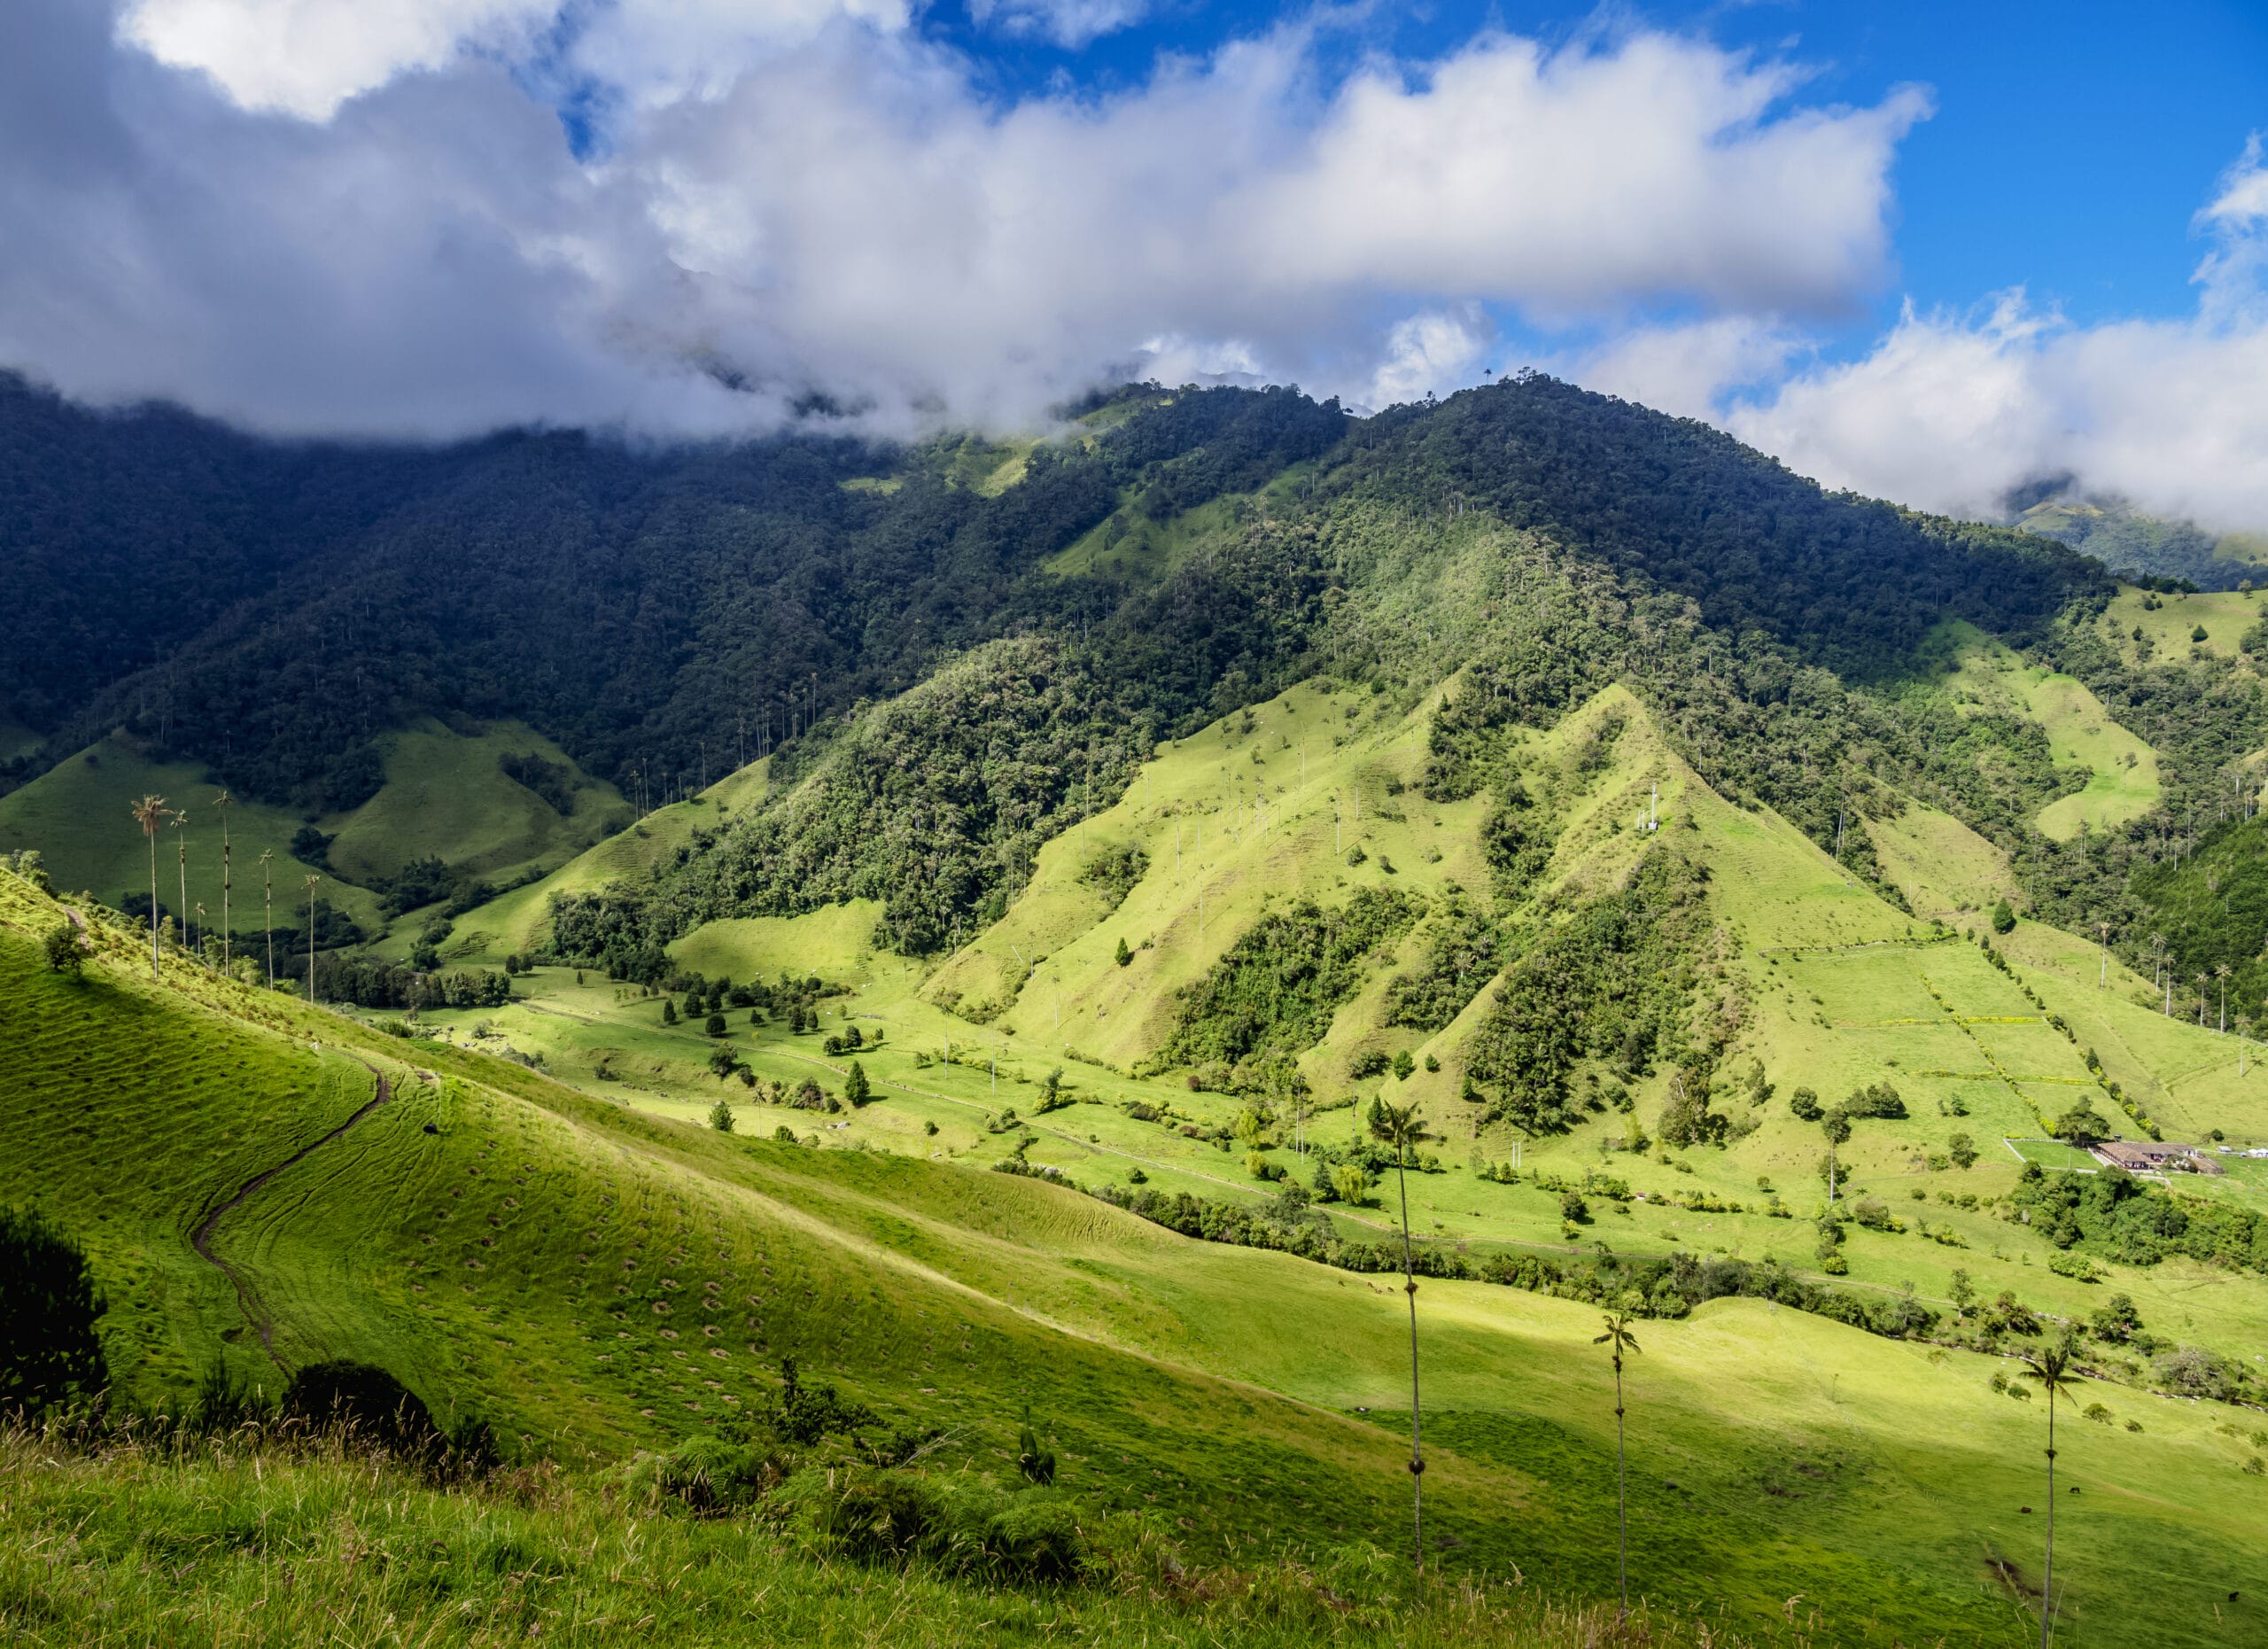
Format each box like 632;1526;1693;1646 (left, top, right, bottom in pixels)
9;864;2268;1643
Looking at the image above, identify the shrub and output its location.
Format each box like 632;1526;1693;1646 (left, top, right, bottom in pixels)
631;1435;780;1513
774;1125;799;1144
0;1206;107;1415
1991;898;2016;935
704;1012;728;1038
42;922;86;976
709;1098;735;1133
844;1061;872;1107
780;1466;1088;1584
1789;1086;1822;1121
280;1361;471;1461
2155;1345;2238;1401
661;999;679;1025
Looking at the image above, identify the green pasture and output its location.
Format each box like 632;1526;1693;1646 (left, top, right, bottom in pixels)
1931;623;2161;840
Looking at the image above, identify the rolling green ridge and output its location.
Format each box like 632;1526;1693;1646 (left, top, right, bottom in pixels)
15;374;2268;1646
9;859;2268;1647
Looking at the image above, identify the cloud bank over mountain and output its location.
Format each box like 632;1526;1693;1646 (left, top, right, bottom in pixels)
2;0;2263;529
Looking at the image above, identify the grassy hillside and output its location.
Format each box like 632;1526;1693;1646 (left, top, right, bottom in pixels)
0;719;627;945
11;854;2268;1644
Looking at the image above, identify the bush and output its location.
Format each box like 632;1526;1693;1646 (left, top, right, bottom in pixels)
0;1206;108;1415
631;1435;779;1513
2155;1345;2238;1401
709;1098;735;1133
1992;898;2016;935
1789;1086;1822;1122
280;1361;477;1462
779;1466;1088;1583
42;922;86;976
704;1013;728;1038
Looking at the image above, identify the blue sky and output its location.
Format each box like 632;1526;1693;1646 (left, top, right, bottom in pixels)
3;0;2264;526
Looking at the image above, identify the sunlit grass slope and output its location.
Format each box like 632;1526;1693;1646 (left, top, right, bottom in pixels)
323;718;627;886
0;718;628;940
0;732;382;930
432;758;769;965
1932;622;2161;840
2102;585;2264;664
9;852;2268;1639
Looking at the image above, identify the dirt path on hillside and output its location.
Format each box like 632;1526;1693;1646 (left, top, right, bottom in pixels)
190;1061;396;1365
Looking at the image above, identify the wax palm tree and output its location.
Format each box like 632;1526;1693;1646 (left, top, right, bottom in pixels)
131;795;168;976
2015;1338;2080;1649
1593;1310;1643;1622
213;789;233;975
194;904;208;968
2217;962;2231;1033
303;874;322;1002
1368;1097;1435;1579
171;809;190;960
258;850;276;988
2195;972;2208;1027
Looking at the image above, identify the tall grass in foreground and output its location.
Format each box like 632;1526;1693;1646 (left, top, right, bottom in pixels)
0;1427;1837;1649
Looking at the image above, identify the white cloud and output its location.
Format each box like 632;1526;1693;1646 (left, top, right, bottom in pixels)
1559;315;1802;422
116;0;560;119
4;0;1929;439
1367;307;1494;408
1717;154;2268;533
967;0;1147;51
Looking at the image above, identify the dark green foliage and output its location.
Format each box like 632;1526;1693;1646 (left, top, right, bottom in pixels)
2053;1102;2112;1145
282;1361;446;1455
708;1097;735;1132
1991;898;2016;934
843;1062;872;1107
1114;937;1133;968
1842;1082;1907;1120
1788;1086;1822;1121
1385;898;1503;1031
498;751;577;813
765;1357;876;1446
1158;888;1421;1077
1464;850;1713;1133
704;1012;727;1038
2016;500;2248;590
1079;841;1149;911
661;999;678;1026
308;953;509;1009
0;1205;107;1415
41;922;83;975
2014;1164;2268;1274
1346;372;2101;681
1087;1179;1936;1339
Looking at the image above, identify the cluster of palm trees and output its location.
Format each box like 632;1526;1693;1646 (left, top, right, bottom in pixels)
128;791;307;997
1372;1100;2083;1643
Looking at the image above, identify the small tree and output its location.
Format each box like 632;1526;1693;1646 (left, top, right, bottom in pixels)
1331;1162;1369;1204
1821;1107;1852;1202
661;999;679;1026
2052;1102;2112;1147
844;1060;872;1107
43;922;86;976
704;1011;728;1038
708;1097;735;1133
1114;937;1133;968
1593;1311;1642;1621
707;1045;743;1082
1992;898;2016;935
1949;1268;1976;1316
0;1205;108;1415
1949;1131;1978;1169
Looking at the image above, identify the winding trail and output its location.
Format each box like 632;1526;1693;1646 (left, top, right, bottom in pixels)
190;1061;396;1365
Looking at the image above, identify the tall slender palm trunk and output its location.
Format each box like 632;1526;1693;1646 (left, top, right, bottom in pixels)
2041;1394;2057;1649
1394;1148;1424;1580
147;830;160;976
175;825;189;961
1614;1355;1629;1619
